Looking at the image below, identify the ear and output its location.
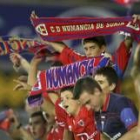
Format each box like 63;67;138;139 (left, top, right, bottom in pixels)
109;83;116;91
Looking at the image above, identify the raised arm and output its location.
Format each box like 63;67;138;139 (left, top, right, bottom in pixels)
27;54;43;86
10;53;30;73
124;14;140;51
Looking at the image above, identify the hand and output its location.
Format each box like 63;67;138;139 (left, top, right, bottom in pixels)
8;112;21;129
18;75;28;83
30;11;38;19
103;52;112;60
132;14;140;24
13;79;31;91
10;53;22;67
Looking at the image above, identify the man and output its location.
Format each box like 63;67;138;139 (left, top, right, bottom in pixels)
60;86;100;140
8;111;47;140
93;66;119;94
28;111;47;140
73;76;138;140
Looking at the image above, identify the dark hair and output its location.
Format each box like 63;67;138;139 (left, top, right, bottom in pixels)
73;76;102;99
30;111;46;123
82;36;106;48
94;66;118;85
60;86;74;94
51;60;63;67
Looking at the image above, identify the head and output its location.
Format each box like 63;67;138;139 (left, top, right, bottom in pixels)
73;76;103;111
60;86;81;116
93;66;118;94
60;86;74;107
29;111;47;139
82;36;106;57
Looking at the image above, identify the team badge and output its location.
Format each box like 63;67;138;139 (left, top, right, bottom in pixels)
35;24;48;36
78;120;85;127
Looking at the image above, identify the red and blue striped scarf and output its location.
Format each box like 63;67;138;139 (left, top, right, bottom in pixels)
31;16;140;42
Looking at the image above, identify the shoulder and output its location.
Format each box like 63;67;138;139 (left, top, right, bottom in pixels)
110;93;134;109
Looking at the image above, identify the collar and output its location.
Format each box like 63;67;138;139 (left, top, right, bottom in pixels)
102;94;110;112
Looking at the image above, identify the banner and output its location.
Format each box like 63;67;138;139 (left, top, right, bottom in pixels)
37;56;110;91
0;36;43;55
0;36;57;57
31;16;140;42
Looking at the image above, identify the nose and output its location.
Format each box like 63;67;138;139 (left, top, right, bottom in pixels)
86;49;92;57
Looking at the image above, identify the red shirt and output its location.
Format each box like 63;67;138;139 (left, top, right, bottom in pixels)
47;126;63;140
59;41;131;74
55;99;67;128
66;106;100;140
49;98;68;140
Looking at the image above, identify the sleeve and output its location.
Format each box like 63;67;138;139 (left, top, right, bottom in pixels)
116;97;138;130
59;47;87;65
112;41;131;74
55;100;68;128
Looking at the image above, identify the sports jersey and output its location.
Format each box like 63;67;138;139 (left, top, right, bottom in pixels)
95;93;138;140
49;99;67;140
47;126;64;140
55;99;67;128
59;41;131;75
67;106;100;140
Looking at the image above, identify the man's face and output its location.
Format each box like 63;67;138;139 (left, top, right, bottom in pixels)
94;74;112;94
60;90;73;107
63;98;80;115
29;116;46;139
79;90;101;111
83;42;105;57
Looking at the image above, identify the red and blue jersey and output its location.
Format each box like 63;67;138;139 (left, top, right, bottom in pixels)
95;93;138;140
66;106;100;140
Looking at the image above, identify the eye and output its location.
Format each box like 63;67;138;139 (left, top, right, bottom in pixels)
85;100;90;105
91;46;95;49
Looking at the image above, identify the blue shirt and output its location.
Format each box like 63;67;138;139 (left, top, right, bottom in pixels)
95;93;138;140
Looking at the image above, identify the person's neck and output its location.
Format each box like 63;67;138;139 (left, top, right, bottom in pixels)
101;93;108;110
